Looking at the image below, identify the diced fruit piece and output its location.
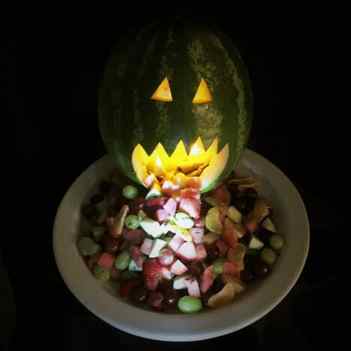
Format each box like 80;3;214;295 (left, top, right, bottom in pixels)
227;206;242;224
167;224;192;242
115;251;131;270
248;235;264;250
269;234;284;250
200;266;215;293
211;184;231;206
168;234;184;252
139;218;163;238
260;248;277;265
179;198;200;219
207;282;235;308
147;291;164;310
222;276;245;294
205;207;223;234
195;244;207;261
102;235;119;254
195;217;204;228
170;259;188;275
128;259;143;271
97;253;115;270
173;274;191;289
123;229;145;244
145;184;162;199
145;197;167;208
122;185;139;199
77;237;101;256
203;232;220;245
177;296;202;313
149;239;167;258
177;242;197;261
93;265;110;281
119;279;141;298
163;197;177;216
216;239;228;257
244;199;271;233
110;205;129;238
125;214;140;229
130;286;148;304
91;226;105;242
140;238;154;256
130;246;144;268
190;227;204;244
174;212;194;229
161;266;174;280
223;261;240;276
155;208;169;222
158;248;175;266
185;277;201;297
222;218;238;249
180;187;200;200
262;217;277;232
227;244;246;270
213;258;226;275
162;180;180;197
143;259;162;291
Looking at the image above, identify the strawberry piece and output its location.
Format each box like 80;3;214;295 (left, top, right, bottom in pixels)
200;266;215;293
222;218;238;249
186;178;201;190
163;198;177;217
158;248;175;266
145;197;167;208
130;246;144;268
123;229;145;244
185;277;201;297
177;242;197;261
97;252;115;270
143;259;163;291
162;180;180;197
161;266;174;280
190;227;204;244
170;259;188;275
195;244;207;261
211;184;231;206
223;262;240;278
119;279;141;298
140;238;153;256
179;197;201;219
216;239;229;257
147;291;164;310
168;234;184;252
194;218;204;228
155;208;169;222
180;188;201;200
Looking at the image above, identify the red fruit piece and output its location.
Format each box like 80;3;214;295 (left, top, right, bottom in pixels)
223;262;240;278
162;180;180;197
146;197;167;208
140;238;153;256
180;188;201;200
163;198;177;217
186;178;201;190
216;239;229;257
200;266;215;293
155;208;169;222
147;291;164;310
211;184;231;206
170;259;188;275
158;248;175;266
119;279;141;298
179;198;201;219
177;242;197;261
194;218;204;228
143;259;162;291
185;277;201;297
222;218;238;249
130;246;144;268
195;244;207;261
123;229;145;244
168;234;184;252
161;266;174;280
97;253;115;270
190;227;204;244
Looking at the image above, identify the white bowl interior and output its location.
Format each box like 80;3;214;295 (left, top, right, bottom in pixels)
53;149;309;341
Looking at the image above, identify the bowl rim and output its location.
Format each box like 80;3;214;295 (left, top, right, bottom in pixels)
53;149;310;342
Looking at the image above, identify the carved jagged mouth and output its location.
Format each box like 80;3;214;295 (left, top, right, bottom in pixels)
132;137;229;192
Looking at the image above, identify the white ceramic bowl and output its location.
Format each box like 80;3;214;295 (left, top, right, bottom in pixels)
53;149;309;341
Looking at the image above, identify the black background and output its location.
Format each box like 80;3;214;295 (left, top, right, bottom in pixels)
7;6;345;350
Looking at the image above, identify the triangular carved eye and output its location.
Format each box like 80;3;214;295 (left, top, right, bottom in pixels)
192;79;212;104
150;77;173;102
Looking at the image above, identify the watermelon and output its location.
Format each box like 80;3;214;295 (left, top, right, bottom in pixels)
99;20;253;192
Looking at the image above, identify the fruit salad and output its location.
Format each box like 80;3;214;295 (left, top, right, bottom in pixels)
78;172;284;313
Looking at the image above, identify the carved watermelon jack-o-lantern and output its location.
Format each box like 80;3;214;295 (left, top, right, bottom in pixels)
99;21;253;193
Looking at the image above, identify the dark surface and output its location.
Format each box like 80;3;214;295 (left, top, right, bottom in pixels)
7;8;344;350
